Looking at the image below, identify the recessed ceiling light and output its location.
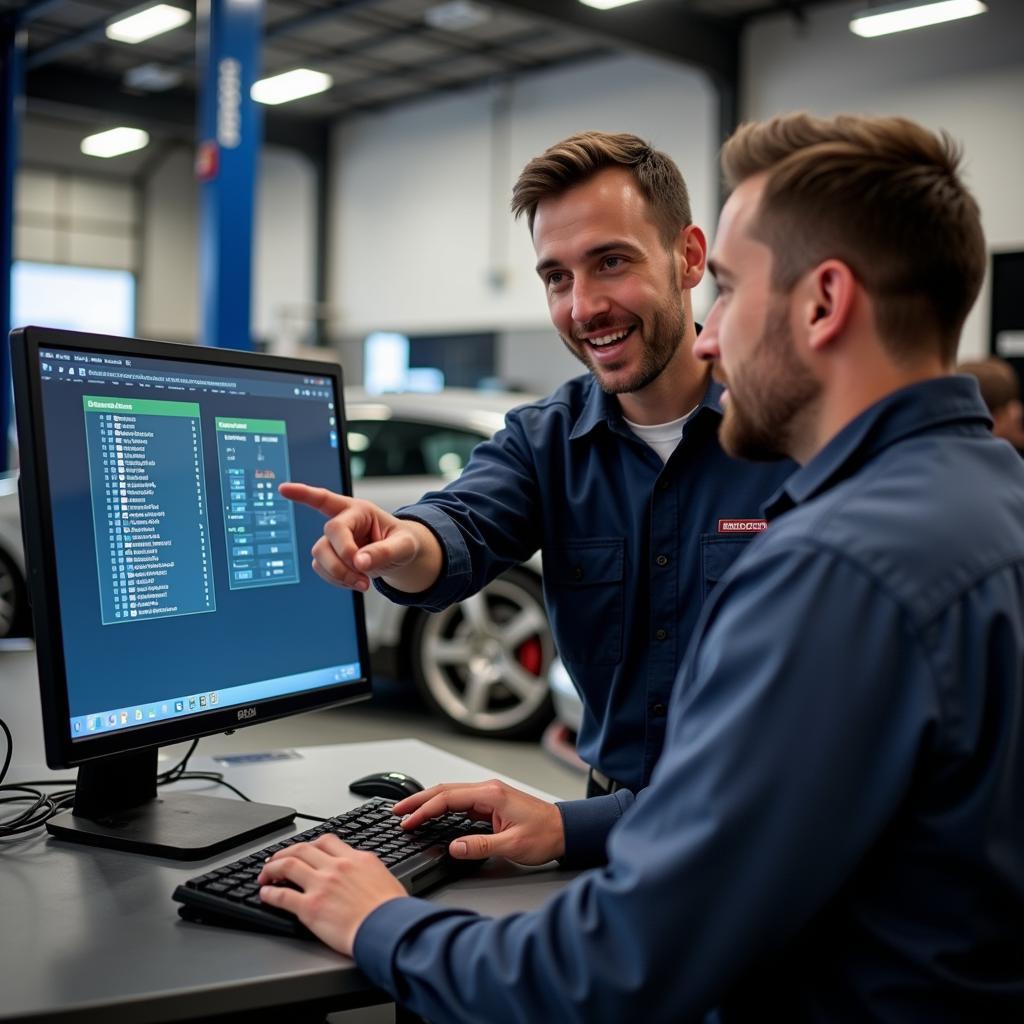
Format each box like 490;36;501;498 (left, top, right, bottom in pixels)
578;0;647;9
424;1;491;31
106;4;191;45
124;63;183;92
251;69;333;106
850;0;987;38
81;127;150;159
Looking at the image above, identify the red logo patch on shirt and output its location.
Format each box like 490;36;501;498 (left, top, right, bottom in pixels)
717;518;768;534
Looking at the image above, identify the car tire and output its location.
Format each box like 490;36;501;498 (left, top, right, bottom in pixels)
0;550;29;639
407;567;555;739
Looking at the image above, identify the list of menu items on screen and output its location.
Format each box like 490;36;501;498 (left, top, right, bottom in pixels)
83;396;215;625
215;417;300;591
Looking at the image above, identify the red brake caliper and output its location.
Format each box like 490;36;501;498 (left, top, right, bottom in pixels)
515;636;543;675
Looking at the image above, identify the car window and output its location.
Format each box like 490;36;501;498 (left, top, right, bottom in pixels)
346;419;487;481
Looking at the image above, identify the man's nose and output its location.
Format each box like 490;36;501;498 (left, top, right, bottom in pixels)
693;299;721;362
571;278;610;324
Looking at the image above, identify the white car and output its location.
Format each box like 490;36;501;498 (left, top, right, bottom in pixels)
346;388;555;739
0;472;28;639
0;389;557;739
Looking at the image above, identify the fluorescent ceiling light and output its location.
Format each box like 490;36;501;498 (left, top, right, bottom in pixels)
80;127;150;159
424;1;491;31
106;4;191;44
251;69;333;106
578;0;646;8
124;63;183;92
850;0;987;38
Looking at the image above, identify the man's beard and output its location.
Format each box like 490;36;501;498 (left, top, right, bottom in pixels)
560;292;686;396
719;303;820;461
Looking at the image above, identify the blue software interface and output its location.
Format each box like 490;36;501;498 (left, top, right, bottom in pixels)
35;345;362;741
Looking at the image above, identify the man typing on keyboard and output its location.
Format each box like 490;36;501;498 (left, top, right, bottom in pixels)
258;113;1024;1023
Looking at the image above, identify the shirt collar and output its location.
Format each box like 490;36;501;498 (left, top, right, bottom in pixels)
569;371;724;441
764;375;992;520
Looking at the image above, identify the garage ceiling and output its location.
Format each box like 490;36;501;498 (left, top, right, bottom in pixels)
2;0;836;153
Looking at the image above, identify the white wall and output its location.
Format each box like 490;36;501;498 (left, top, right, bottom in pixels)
139;146;198;343
254;147;318;347
140;143;317;346
329;52;718;371
17;130;317;349
741;0;1024;360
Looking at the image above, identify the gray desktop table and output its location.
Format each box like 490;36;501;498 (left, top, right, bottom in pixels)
0;647;577;1023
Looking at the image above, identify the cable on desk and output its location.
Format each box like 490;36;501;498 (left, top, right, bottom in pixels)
0;720;325;837
0;716;77;838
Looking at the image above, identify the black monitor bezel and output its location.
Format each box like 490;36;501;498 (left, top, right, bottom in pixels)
11;325;372;770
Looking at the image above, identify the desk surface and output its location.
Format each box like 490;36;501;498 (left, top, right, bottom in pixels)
0;650;575;1023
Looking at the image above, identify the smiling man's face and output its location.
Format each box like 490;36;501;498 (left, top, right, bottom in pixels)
532;167;688;399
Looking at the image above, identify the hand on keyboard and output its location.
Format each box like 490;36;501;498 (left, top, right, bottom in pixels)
393;779;566;866
172;798;492;944
257;833;406;954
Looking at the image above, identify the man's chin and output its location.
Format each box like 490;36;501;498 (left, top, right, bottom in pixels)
720;409;787;462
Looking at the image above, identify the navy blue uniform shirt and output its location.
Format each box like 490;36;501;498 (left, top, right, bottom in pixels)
356;376;1024;1022
378;372;793;790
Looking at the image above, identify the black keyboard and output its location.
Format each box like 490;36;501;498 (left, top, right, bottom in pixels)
173;797;492;937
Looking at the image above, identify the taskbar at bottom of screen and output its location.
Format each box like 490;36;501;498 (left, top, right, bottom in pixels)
68;661;363;740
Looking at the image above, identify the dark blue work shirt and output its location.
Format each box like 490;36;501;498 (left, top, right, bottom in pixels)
356;376;1024;1022
378;372;792;790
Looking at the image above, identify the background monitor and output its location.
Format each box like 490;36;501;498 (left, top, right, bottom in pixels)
10;326;371;859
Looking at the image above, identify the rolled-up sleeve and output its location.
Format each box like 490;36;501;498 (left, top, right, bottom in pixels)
352;540;939;1024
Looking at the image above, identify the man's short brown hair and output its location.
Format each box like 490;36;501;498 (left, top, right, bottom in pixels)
957;357;1020;413
511;131;692;248
721;112;986;364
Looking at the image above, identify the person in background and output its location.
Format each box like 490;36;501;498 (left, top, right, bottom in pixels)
958;356;1024;452
283;131;792;797
259;112;1024;1022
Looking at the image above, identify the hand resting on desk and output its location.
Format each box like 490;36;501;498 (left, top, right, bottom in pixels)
394;779;565;866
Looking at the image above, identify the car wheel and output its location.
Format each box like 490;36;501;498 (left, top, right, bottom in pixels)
408;567;555;738
0;550;28;639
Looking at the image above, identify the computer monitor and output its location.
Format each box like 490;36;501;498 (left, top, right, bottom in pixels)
10;325;371;859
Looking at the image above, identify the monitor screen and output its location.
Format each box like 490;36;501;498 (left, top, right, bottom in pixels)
11;326;371;858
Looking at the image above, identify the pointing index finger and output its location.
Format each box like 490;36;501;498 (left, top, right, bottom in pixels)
279;482;352;518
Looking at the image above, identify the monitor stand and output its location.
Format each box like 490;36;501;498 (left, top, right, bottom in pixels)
46;747;296;860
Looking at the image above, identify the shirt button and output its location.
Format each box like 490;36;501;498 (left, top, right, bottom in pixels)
655;628;667;641
655;554;668;567
652;703;667;717
572;566;583;581
659;479;670;491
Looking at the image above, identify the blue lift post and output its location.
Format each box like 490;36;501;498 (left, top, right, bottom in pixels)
196;0;264;351
0;11;25;472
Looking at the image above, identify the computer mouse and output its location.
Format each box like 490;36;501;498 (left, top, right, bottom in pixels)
348;771;425;800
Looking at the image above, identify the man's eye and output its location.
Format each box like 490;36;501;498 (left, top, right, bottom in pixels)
602;256;624;270
547;272;567;288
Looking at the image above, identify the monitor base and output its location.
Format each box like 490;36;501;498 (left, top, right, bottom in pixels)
46;793;296;860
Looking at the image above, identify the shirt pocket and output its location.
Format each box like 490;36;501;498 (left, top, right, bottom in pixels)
546;539;625;667
700;535;753;601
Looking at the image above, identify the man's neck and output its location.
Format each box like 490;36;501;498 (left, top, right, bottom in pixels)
792;355;952;465
616;346;711;426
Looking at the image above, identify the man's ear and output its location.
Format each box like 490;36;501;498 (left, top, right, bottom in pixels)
798;259;857;352
675;224;707;291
